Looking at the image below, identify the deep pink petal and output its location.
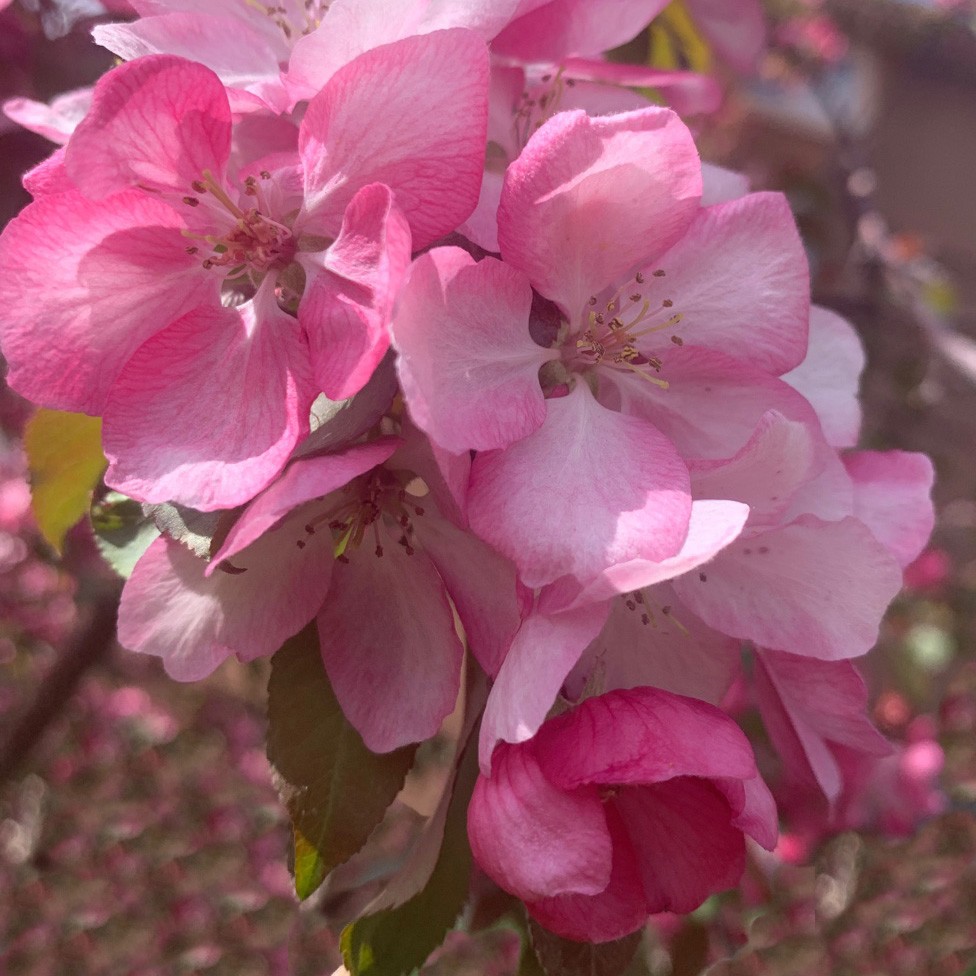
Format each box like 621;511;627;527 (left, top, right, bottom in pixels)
65;55;231;198
844;451;935;568
299;30;488;249
0;189;214;412
103;285;316;511
468;743;612;903
636;193;810;374
493;0;668;61
498;108;701;319
673;516;905;659
783;305;865;447
393;248;551;453
299;183;412;400
615;779;746;913
479;601;610;771
535;687;757;789
567;584;740;706
411;509;524;680
210;439;400;570
316;522;463;752
118;518;334;681
716;773;779;850
539;498;748;612
21;148;73;198
527;804;649;943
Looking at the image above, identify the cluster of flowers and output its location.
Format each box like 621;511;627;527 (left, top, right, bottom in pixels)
0;0;936;947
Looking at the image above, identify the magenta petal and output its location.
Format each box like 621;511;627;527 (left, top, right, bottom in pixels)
478;601;610;771
526;804;649;944
615;779;746;914
637;193;810;374
66;55;231;198
716;773;779;851
493;0;668;61
469;384;692;588
210;439;400;570
299;183;412;401
535;687;757;789
118;522;334;681
393;248;551;453
103;285;316;511
299;30;488;249
0;189;215;412
783;306;865;448
844;451;935;568
673;516;905;659
468;743;612;903
498;108;701;319
316;524;463;752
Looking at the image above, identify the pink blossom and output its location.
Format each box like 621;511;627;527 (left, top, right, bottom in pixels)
468;687;777;943
118;438;523;753
0;38;488;510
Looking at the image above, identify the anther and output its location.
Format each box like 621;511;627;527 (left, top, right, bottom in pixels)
635;271;646;284
671;335;684;345
185;246;198;254
653;269;666;277
375;545;384;557
663;299;674;307
641;613;650;626
629;293;642;302
183;196;200;207
296;540;306;549
260;170;272;180
699;572;707;582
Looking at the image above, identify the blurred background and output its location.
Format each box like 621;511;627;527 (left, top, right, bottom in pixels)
1;1;975;973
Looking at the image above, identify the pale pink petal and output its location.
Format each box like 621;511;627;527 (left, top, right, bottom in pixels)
783;306;865;448
700;162;750;206
288;0;525;95
526;805;649;943
65;55;231;198
298;30;488;249
298;182;412;400
686;0;767;74
316;522;463;752
566;584;740;706
844;452;935;568
468;384;692;588
535;687;757;789
468;743;612;902
689;412;820;528
498;108;701;319
103;284;316;511
493;0;669;61
0;189;214;412
606;344;820;461
3;87;92;144
393;248;551;453
637;193;809;374
478;601;610;771
411;510;524;679
456;169;502;253
756;649;891;805
778;447;855;523
118;516;334;681
94;16;288;113
210;440;401;570
615;779;746;913
539;499;749;612
672;516;905;659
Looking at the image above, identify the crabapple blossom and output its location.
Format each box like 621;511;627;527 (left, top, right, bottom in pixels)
468;687;777;943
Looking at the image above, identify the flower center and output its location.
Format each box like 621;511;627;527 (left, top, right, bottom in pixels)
182;170;296;288
295;469;427;560
244;0;332;43
560;270;686;392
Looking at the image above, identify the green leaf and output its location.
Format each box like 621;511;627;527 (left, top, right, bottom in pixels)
267;626;417;901
527;920;642;976
24;408;106;552
341;729;481;976
90;491;161;579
